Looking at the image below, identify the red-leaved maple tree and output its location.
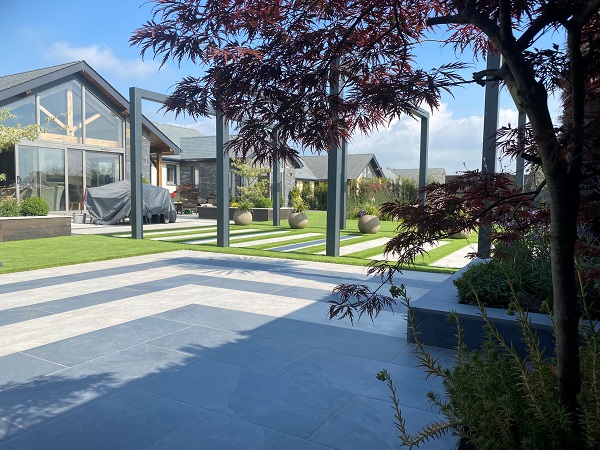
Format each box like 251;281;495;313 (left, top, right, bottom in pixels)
132;0;600;430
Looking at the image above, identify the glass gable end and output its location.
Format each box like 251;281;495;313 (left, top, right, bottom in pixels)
39;80;83;143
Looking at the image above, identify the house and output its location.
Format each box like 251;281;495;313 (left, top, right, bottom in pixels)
295;153;385;192
154;124;299;205
0;61;179;211
387;167;446;184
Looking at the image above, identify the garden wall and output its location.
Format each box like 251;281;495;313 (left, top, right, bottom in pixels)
0;216;71;242
408;260;555;358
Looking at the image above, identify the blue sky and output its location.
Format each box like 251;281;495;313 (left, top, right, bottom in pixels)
1;1;563;174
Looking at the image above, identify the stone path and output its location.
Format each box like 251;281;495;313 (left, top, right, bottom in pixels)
432;243;478;268
0;251;457;449
268;234;360;252
316;237;391;256
183;230;289;245
153;228;260;242
232;232;322;248
369;240;449;261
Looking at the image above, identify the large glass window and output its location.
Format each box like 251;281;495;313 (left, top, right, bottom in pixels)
85;91;123;148
4;97;35;128
86;151;121;189
17;145;65;210
39;80;83;143
68;149;84;210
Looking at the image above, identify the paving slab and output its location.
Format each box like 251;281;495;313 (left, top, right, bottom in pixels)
0;250;458;449
431;243;478;268
316;237;391;256
232;232;321;248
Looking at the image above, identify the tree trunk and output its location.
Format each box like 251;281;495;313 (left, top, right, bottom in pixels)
544;160;581;425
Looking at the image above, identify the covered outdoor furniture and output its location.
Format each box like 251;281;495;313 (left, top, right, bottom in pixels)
85;180;177;225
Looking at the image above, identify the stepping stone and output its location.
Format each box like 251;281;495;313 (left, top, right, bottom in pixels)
316;237;391;256
232;233;322;248
184;230;288;245
144;226;217;237
369;240;448;261
269;234;359;252
431;243;478;268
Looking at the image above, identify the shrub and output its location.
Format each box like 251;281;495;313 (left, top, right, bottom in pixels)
20;196;50;216
454;228;553;312
254;197;272;208
0;196;19;217
453;260;519;309
313;182;328;210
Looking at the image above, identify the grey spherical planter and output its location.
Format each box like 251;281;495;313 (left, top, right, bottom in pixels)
233;210;253;226
358;215;381;234
288;211;308;229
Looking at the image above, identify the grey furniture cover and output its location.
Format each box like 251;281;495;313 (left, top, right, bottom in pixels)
85;180;177;225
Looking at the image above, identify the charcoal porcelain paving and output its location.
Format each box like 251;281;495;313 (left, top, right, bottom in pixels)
137;357;355;439
144;410;332;450
0;250;457;449
0;388;204;450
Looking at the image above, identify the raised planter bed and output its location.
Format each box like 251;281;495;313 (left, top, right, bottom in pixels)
408;260;555;358
197;206;292;222
0;216;71;242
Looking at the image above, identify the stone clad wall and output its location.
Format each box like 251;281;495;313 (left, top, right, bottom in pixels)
0;216;71;242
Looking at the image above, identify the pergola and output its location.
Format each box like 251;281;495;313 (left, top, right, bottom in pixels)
130;52;521;259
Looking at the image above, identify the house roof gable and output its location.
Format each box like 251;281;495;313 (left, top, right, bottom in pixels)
0;61;179;155
297;153;384;181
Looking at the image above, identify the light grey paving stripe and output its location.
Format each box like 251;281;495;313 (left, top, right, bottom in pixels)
316;237;392;256
368;240;448;261
431;243;478;268
150;228;255;241
268;234;359;252
184;230;289;245
232;233;321;248
115;226;217;238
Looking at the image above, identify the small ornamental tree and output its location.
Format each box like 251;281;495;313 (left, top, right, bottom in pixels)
132;0;600;433
0;109;41;151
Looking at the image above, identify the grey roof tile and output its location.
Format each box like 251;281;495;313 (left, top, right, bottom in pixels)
153;123;203;148
297;154;384;181
390;168;446;183
0;62;81;92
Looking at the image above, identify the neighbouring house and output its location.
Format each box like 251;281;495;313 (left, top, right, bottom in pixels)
295;153;385;192
0;61;179;211
387;167;446;184
154;124;299;206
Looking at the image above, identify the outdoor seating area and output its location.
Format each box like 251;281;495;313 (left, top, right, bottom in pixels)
0;250;456;449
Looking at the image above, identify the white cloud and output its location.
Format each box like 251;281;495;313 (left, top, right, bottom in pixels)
47;41;161;80
167;118;217;136
349;103;521;175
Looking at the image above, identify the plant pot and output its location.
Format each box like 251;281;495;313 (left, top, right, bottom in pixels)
72;213;87;224
358;215;380;234
288;211;308;229
233;209;252;226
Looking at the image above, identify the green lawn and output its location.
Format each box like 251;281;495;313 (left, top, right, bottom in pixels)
0;210;475;274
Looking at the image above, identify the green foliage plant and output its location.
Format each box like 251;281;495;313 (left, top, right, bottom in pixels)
236;199;253;212
254;196;272;208
312;182;328;210
0;196;20;217
20;197;50;216
375;279;600;450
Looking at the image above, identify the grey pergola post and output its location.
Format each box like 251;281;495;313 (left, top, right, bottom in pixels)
417;109;430;204
477;52;501;258
326;61;342;257
129;87;169;239
271;134;281;226
272;157;281;226
216;108;230;247
339;138;347;230
515;110;526;190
